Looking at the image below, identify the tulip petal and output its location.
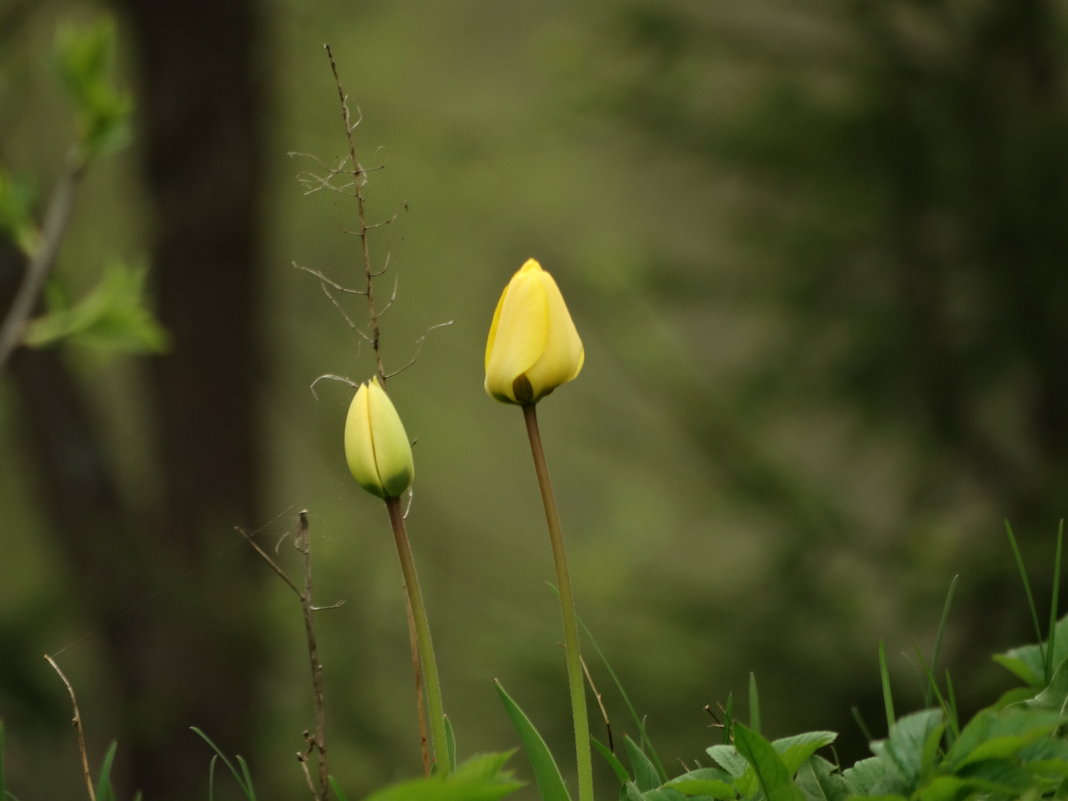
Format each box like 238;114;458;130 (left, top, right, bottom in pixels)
523;268;584;399
344;377;414;499
484;262;550;403
344;383;382;495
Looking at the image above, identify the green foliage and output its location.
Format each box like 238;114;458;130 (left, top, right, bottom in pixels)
24;263;169;353
0;169;38;257
54;18;131;161
93;741;121;801
495;680;572;801
359;751;522;801
190;727;258;801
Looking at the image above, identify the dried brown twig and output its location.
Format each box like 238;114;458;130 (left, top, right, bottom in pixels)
237;511;341;801
44;653;97;801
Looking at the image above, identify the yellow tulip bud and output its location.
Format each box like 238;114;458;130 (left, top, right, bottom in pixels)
484;258;585;405
344;376;415;499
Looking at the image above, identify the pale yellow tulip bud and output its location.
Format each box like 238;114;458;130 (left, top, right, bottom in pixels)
344;377;415;499
484;258;584;405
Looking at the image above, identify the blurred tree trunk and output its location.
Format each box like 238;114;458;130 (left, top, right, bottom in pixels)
108;0;268;797
2;1;268;798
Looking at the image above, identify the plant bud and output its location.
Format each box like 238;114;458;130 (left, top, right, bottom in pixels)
484;258;584;405
344;377;415;499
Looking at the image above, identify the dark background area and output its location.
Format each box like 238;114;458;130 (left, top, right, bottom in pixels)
1;1;1066;799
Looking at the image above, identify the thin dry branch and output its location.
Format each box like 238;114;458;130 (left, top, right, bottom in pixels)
238;512;339;801
309;373;358;401
325;43;385;383
44;653;97;801
292;262;366;295
384;321;454;380
581;654;614;754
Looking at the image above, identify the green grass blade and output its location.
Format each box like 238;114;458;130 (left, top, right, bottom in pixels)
1047;522;1064;683
879;641;896;733
1006;521;1046;671
495;680;572;801
190;726;257;801
444;714;457;773
93;741;118;801
749;673;762;735
208;755;217;801
926;575;959;708
910;649;961;751
572;610;666;780
591;737;630;786
733;723;805;801
723;692;735;745
850;706;874;745
329;776;351;801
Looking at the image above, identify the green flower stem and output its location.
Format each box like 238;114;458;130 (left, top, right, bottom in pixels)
385;496;449;776
522;403;593;801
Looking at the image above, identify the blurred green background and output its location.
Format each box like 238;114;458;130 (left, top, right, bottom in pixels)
2;0;1067;799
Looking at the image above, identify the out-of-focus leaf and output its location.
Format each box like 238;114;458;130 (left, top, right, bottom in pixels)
24;262;169;353
994;615;1068;690
794;756;848;801
54;18;132;160
665;767;736;800
0;168;39;256
943;708;1063;771
361;751;522;801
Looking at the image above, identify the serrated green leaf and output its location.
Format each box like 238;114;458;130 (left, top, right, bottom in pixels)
1025;657;1068;713
24;263;169;353
451;751;515;782
794;756;848;801
842;754;909;797
944;708;1063;771
625;735;662;792
882;710;943;788
772;731;838;775
362;751;522;801
706;744;749;778
665;767;736;800
991;655;1042;687
996;614;1068;689
495;681;571;801
913;774;971;801
733;723;805;801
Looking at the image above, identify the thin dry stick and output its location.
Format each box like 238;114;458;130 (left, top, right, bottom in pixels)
581;654;614;754
237;512;336;801
44;653;96;801
325;42;385;384
323;44;436;772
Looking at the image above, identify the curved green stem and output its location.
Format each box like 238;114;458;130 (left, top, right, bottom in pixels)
385;496;449;776
522;403;593;801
